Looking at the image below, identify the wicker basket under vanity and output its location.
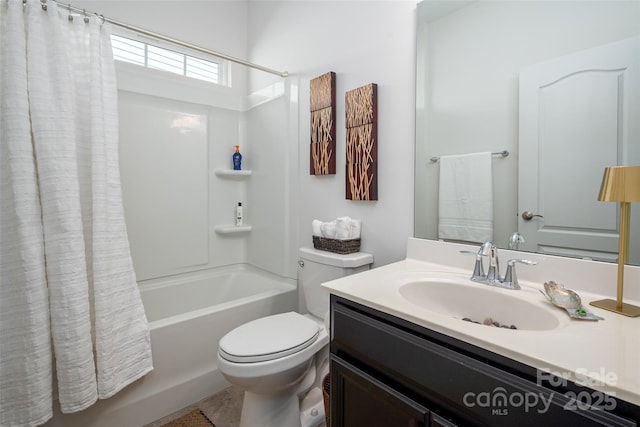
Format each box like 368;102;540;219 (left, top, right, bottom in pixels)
322;373;331;426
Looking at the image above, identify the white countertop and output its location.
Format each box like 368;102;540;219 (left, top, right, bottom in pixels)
321;238;640;406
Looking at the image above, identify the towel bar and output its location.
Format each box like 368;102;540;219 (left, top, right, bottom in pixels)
430;150;509;163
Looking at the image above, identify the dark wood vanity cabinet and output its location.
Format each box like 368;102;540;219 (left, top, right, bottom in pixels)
329;295;639;427
331;357;430;426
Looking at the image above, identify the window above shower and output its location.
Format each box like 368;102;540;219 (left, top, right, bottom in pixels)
111;34;227;86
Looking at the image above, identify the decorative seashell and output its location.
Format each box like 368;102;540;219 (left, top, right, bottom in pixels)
540;281;603;321
543;281;582;309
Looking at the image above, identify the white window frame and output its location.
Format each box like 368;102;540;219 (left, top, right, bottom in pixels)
110;30;229;87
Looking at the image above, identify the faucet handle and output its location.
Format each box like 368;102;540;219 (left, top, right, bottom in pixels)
503;259;537;289
507;259;537;267
459;250;481;256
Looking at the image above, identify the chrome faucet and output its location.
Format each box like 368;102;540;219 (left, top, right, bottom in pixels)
461;240;536;290
482;241;500;282
508;232;525;250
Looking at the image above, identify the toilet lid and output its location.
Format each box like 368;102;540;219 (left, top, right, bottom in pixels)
219;312;320;363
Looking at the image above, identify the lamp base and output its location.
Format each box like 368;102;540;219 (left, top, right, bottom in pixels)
590;299;640;318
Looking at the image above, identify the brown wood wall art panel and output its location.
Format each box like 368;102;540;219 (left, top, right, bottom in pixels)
345;83;377;200
310;72;336;175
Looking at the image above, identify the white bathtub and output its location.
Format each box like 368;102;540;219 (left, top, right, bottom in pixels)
44;264;297;427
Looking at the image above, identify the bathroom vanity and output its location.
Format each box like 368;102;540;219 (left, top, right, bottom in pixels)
323;238;640;426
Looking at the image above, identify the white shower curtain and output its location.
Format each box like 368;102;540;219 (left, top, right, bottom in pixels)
0;1;153;426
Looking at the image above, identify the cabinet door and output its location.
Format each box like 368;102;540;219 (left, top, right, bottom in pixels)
331;356;429;427
431;413;458;427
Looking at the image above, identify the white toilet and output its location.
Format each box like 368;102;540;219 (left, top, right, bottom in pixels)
217;247;373;427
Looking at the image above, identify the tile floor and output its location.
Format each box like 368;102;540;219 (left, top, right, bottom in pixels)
143;386;243;427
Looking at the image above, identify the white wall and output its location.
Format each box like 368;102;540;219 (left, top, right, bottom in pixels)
247;1;419;268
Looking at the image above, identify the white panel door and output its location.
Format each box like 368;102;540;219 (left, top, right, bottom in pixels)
518;36;640;263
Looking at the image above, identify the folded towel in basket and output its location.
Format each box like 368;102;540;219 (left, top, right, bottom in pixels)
312;217;361;240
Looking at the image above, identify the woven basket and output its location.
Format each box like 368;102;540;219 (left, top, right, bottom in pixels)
312;236;360;254
322;373;331;427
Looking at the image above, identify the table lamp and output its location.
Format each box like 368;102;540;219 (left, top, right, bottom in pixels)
590;165;640;317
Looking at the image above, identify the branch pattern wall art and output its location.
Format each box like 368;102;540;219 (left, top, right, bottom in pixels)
310;72;336;175
345;83;378;200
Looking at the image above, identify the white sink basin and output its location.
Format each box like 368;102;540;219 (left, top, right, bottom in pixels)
399;277;562;331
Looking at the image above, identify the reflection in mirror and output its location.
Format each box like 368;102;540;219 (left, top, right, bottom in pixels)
415;0;640;265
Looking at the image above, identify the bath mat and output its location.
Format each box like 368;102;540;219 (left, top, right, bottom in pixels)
160;409;215;427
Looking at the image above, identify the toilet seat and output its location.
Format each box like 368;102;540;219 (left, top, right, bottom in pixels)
219;312;320;363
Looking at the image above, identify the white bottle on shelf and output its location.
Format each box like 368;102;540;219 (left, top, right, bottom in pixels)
235;202;243;226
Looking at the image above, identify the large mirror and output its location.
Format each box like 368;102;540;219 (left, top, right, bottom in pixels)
415;0;640;265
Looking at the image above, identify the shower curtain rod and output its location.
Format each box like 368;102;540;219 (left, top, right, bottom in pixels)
45;0;289;78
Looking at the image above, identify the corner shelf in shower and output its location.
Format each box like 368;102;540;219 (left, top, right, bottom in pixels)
214;169;252;179
214;225;252;235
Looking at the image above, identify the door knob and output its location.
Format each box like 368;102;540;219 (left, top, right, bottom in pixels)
521;211;544;221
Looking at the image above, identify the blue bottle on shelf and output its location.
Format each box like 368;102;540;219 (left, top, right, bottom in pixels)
233;145;242;170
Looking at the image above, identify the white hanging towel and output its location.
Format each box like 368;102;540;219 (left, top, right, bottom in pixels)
438;152;494;244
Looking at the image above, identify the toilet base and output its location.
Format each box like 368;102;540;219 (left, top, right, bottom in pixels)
239;391;301;427
236;355;324;427
300;386;326;427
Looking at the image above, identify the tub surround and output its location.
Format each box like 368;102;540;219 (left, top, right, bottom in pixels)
322;237;640;407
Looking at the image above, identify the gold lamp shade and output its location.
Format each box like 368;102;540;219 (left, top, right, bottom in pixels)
591;165;640;317
598;165;640;203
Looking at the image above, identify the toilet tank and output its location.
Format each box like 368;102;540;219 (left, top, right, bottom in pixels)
298;247;373;319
